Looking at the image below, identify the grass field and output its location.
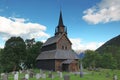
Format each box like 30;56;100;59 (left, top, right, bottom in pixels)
7;69;120;80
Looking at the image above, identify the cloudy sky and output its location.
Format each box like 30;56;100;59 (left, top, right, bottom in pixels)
0;0;120;51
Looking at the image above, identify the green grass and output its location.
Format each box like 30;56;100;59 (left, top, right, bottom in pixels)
7;69;120;80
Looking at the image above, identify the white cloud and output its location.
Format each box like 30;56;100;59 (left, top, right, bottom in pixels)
82;0;120;24
0;16;50;41
0;44;4;48
70;38;104;51
70;38;84;51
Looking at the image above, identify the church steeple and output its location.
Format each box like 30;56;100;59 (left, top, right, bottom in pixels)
55;11;67;35
58;11;64;26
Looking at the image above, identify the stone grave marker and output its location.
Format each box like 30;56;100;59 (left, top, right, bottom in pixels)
52;74;54;79
36;73;41;80
29;72;34;78
42;73;46;79
21;78;27;80
2;74;8;80
22;70;27;74
12;71;15;75
14;72;19;80
48;73;52;78
106;72;110;78
64;74;70;80
40;69;43;74
80;71;83;77
25;73;29;80
29;70;34;78
59;72;63;78
113;74;118;80
19;70;22;74
1;73;5;80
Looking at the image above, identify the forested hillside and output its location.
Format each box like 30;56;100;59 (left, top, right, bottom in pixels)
96;35;120;69
96;35;120;54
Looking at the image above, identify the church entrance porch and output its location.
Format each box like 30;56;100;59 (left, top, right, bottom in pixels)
62;64;69;71
61;59;79;72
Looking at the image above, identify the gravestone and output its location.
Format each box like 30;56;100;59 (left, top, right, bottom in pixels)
26;70;30;74
19;70;22;74
74;73;77;76
12;71;15;75
49;71;55;79
22;70;27;74
36;73;41;80
14;73;19;80
29;70;34;78
29;72;34;78
64;74;70;80
21;78;27;80
2;74;8;80
42;73;46;79
106;72;110;78
59;72;63;78
40;69;43;74
80;71;83;77
113;74;118;80
52;74;55;79
1;73;5;80
48;73;52;78
25;74;29;80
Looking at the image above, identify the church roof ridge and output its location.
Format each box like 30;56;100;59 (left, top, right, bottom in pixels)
42;33;69;47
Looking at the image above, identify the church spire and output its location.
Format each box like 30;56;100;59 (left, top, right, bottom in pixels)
58;11;64;27
55;11;67;36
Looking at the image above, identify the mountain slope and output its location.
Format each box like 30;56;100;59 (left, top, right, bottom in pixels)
96;35;120;69
96;35;120;54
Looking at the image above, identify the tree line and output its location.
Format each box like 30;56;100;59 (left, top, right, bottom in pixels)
82;50;119;70
0;37;43;72
0;36;119;72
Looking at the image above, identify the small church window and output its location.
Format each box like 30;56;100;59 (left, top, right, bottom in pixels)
62;46;64;49
65;46;67;50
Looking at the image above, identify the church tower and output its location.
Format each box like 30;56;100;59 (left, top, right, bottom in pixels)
55;11;67;35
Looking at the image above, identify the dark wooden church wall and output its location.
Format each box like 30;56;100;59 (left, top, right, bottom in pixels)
55;59;65;71
36;59;55;71
41;43;56;51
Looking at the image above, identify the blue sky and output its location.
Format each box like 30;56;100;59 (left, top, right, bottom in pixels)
0;0;120;51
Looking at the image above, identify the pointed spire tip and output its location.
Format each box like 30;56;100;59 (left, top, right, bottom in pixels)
58;11;64;27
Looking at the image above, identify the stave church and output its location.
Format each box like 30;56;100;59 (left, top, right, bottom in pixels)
36;11;79;72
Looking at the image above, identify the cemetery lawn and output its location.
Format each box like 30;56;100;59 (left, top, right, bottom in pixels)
8;69;120;80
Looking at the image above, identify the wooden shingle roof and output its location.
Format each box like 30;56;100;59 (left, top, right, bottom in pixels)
36;49;79;60
42;33;71;47
42;35;61;46
62;60;78;64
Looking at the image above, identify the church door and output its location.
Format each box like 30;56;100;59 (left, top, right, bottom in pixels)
62;64;69;71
